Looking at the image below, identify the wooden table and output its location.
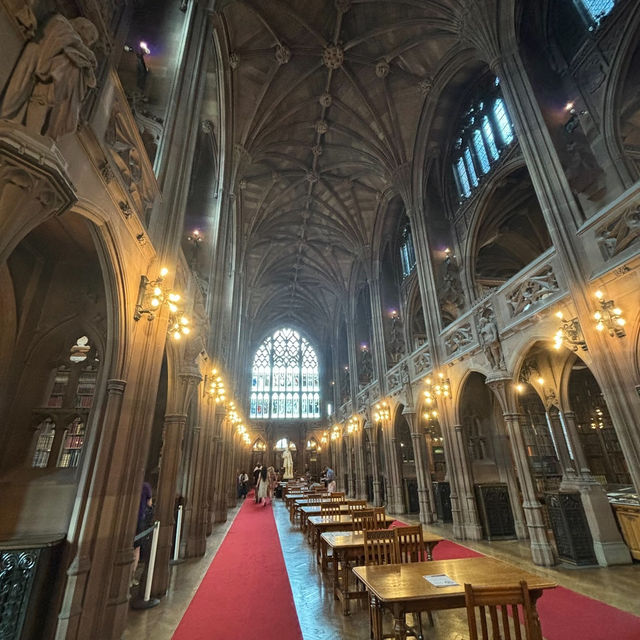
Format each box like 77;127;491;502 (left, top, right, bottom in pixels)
321;531;444;615
298;503;351;533
353;556;556;640
307;514;396;563
289;495;331;523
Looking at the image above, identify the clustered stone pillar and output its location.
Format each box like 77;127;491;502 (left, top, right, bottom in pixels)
404;410;435;524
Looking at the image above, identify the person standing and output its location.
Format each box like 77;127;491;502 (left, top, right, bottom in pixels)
324;466;336;493
253;463;262;503
257;465;268;506
238;470;249;499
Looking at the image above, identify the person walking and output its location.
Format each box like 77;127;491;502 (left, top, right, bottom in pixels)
257;465;269;506
253;463;262;503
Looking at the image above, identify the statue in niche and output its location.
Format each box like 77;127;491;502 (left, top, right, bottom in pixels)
438;253;465;320
341;367;350;402
0;14;98;139
282;448;293;480
359;347;372;384
388;313;405;363
477;311;505;371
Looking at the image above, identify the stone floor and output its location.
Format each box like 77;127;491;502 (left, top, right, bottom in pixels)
124;499;640;640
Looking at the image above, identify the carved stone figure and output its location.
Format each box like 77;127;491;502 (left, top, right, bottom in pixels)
282;448;293;480
0;14;98;139
597;204;640;259
478;313;504;370
4;0;37;37
341;367;350;402
359;348;372;384
388;314;405;363
439;253;465;320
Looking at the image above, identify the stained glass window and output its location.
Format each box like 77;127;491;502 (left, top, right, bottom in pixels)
451;77;515;200
399;225;417;279
250;328;320;419
576;0;615;25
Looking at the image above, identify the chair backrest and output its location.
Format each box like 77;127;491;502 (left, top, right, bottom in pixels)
329;492;345;502
352;508;377;531
320;503;341;515
395;525;426;563
307;496;324;503
347;500;368;511
464;581;541;640
372;506;387;529
363;529;399;566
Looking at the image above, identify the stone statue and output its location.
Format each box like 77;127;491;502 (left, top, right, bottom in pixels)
5;0;37;37
0;14;98;139
282;448;293;480
478;314;504;370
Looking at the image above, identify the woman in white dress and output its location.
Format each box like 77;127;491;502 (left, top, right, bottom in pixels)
257;466;268;505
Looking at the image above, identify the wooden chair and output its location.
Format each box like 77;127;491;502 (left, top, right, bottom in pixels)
352;508;377;532
395;525;426;563
329;492;345;502
464;581;542;640
363;528;399;566
395;525;432;632
347;500;368;512
372;506;387;529
320;503;341;516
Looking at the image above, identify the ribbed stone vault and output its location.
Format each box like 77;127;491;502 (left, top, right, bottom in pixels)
216;0;461;342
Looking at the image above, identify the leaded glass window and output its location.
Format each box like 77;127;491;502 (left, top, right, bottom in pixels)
250;328;320;419
399;225;416;279
576;0;615;26
451;77;515;201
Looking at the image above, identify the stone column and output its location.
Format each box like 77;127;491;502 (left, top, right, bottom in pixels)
404;410;436;524
387;428;405;514
366;425;382;507
452;424;483;540
547;409;576;484
562;411;592;477
346;433;355;497
152;412;187;596
368;275;387;386
354;429;368;500
494;432;528;539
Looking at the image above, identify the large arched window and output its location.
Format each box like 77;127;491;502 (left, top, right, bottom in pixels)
574;0;615;27
452;77;515;201
250;328;320;420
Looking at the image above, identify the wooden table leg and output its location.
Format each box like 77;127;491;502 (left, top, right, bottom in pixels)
392;604;407;640
332;548;340;601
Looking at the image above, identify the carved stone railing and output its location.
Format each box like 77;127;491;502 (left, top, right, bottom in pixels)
576;183;640;277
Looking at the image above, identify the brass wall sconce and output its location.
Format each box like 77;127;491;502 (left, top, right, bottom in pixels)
553;311;587;351
423;372;451;406
593;290;626;337
373;400;390;423
134;267;171;320
347;416;359;434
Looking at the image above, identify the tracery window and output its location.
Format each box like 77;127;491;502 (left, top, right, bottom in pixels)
574;0;615;26
452;77;515;201
399;225;416;279
250;328;320;419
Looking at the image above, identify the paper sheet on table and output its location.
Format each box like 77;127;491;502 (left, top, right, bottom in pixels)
423;573;458;587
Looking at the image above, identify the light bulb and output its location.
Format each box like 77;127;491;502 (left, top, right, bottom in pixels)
594;311;602;320
555;311;563;319
169;303;177;313
536;377;544;385
182;326;190;334
613;308;622;316
173;331;181;340
596;322;604;331
616;318;626;326
180;316;189;325
151;298;160;307
594;290;603;299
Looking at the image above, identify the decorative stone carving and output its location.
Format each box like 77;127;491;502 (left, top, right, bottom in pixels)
507;266;559;317
359;348;373;385
444;323;473;355
375;61;389;78
438;253;465;319
305;171;318;184
314;120;329;135
387;369;401;391
597;204;640;260
229;52;240;69
105;101;154;216
275;43;291;65
322;45;344;70
562;133;605;201
311;144;323;157
412;349;432;374
476;306;504;371
0;14;98;139
319;93;332;108
335;0;352;13
387;313;405;364
518;358;540;384
418;77;433;97
341;367;350;402
3;0;37;37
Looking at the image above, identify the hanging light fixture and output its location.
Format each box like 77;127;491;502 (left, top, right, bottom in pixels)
552;311;587;351
593;290;626;337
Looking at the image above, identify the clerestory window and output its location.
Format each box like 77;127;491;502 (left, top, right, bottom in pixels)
574;0;615;27
250;328;320;419
451;77;515;202
399;225;416;279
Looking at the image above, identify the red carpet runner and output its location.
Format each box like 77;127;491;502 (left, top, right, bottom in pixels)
432;539;640;640
172;494;303;640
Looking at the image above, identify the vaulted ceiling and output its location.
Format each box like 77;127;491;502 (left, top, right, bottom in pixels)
216;0;463;344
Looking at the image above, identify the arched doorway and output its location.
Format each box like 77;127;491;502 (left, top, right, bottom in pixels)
459;372;520;539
